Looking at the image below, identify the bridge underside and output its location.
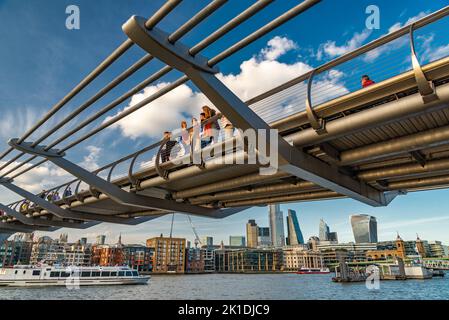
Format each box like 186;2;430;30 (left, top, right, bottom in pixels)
3;56;449;232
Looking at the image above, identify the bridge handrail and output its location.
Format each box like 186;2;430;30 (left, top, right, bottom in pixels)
246;5;449;106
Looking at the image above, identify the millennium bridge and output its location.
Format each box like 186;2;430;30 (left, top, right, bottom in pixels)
1;0;449;236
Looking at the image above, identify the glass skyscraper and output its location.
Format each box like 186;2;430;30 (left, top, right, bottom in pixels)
350;214;378;243
286;209;304;245
258;227;271;247
319;219;330;241
269;204;285;247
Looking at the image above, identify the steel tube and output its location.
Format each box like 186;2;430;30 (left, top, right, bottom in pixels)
388;174;449;190
340;125;449;166
138;150;249;189
190;0;274;55
174;171;289;200
144;0;183;30
288;81;449;148
168;0;228;43
208;0;322;66
224;190;341;207
246;5;449;106
189;181;318;204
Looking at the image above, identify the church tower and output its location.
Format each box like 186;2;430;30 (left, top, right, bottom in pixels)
395;233;406;259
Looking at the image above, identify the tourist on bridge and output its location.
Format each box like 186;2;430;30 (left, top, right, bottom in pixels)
362;75;375;88
161;131;177;163
52;192;61;201
202;105;220;143
190;117;201;154
39;190;46;199
64;187;73;198
20;200;30;213
200;112;213;148
221;115;234;140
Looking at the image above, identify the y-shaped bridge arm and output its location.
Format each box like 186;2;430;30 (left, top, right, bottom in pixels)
8;139;230;216
122;16;397;207
0;179;163;226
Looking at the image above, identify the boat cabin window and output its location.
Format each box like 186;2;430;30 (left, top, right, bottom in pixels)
60;272;70;278
118;271;125;277
81;271;91;277
126;271;132;277
32;270;40;276
14;270;18;275
101;271;111;277
110;272;117;277
50;271;60;278
91;271;100;277
23;270;26;275
132;271;138;277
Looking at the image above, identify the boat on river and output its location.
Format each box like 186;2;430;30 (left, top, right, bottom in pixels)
0;265;150;287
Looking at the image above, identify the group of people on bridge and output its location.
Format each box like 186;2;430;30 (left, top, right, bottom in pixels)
160;105;235;163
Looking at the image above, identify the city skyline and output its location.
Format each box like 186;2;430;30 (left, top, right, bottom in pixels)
28;196;449;247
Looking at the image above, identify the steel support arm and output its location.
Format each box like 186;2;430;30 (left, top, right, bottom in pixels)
7;140;224;216
123;17;393;207
0;220;55;233
0;202;91;229
0;179;163;225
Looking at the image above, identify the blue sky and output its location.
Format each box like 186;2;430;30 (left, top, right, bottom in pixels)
1;0;449;245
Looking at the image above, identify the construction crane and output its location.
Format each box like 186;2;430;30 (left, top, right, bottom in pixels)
187;215;202;248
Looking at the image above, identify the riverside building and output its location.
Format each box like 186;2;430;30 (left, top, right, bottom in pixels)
146;236;186;274
215;248;283;273
282;246;323;271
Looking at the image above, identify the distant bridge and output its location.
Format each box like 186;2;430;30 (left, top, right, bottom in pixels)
1;0;449;234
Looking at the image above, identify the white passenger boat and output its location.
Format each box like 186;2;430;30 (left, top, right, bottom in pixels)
0;265;150;287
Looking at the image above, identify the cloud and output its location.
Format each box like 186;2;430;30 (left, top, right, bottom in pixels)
104;82;210;139
387;11;428;34
106;36;315;139
0;160;71;200
317;11;429;63
81;145;102;171
261;36;297;61
318;30;372;59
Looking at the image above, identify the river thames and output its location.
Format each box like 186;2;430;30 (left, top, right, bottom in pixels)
0;273;448;300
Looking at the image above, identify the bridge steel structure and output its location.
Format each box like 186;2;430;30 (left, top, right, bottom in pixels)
1;0;449;234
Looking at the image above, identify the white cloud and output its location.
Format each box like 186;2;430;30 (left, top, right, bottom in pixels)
319;30;372;59
105;82;210;139
388;11;428;33
0;160;72;202
261;36;297;61
106;36;317;139
317;11;429;63
81;145;102;171
428;44;449;61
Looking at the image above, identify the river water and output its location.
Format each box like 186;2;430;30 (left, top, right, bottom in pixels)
0;273;448;300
